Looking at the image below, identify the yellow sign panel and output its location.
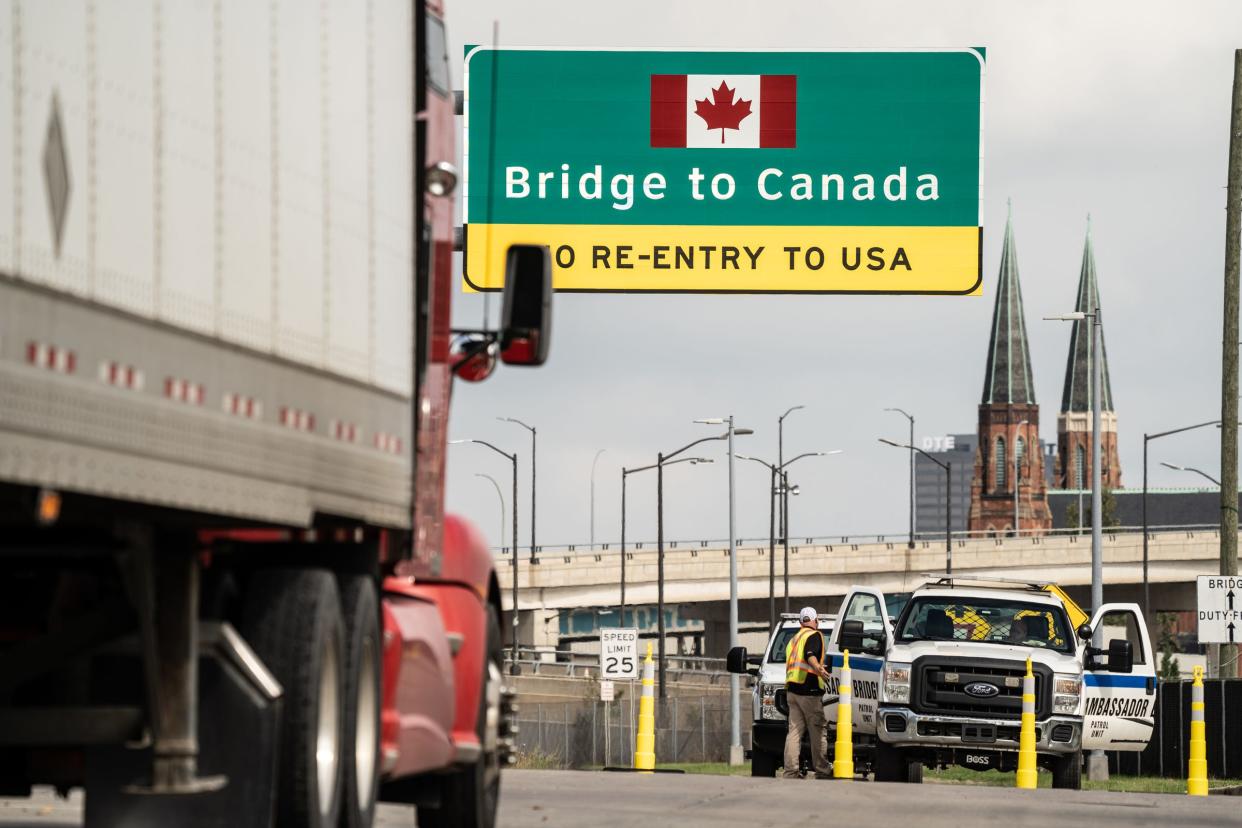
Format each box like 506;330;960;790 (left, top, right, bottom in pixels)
465;225;981;294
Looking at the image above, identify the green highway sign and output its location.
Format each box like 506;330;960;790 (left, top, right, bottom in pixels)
465;48;985;294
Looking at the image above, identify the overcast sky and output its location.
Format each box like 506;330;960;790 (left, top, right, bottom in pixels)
442;0;1242;551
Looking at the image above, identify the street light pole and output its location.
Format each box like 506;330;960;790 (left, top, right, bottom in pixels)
738;451;841;625
452;439;520;674
727;418;740;766
880;439;951;574
1160;462;1222;487
885;408;916;547
778;406;804;547
693;418;755;766
1014;419;1029;536
620;468;627;622
499;417;537;563
1142;420;1221;617
1091;309;1103;616
624;456;713;691
474;473;505;550
590;449;606;550
1044;311;1104;613
768;464;776;627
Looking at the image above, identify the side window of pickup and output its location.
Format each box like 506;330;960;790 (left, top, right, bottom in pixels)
841;593;885;651
1096;609;1148;665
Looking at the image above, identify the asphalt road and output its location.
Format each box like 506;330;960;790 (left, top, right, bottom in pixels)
1;772;1237;827
497;770;1240;827
0;790;418;826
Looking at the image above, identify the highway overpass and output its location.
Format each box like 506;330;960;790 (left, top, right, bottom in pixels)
498;527;1229;653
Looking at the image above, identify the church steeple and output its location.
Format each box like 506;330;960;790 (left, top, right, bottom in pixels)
1059;222;1115;413
981;206;1037;406
970;204;1052;535
1055;219;1122;490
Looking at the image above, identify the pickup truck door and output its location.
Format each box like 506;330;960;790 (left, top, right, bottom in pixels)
824;587;890;734
1081;603;1157;751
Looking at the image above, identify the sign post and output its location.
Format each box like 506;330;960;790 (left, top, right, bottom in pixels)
465;48;985;294
1196;575;1242;643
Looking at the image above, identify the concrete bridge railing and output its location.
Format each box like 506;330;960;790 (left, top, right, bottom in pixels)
498;528;1232;611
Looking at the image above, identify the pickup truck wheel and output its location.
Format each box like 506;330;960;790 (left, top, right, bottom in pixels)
750;747;779;777
338;576;380;828
872;741;906;783
418;603;503;828
242;569;345;828
1051;750;1082;789
906;760;924;784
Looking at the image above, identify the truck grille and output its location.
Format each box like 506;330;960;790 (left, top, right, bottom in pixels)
913;657;1051;720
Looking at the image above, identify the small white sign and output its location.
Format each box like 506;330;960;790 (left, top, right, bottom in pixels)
600;628;639;679
600;680;615;702
1196;575;1242;644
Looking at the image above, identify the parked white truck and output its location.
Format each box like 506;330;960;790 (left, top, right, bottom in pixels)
824;576;1156;788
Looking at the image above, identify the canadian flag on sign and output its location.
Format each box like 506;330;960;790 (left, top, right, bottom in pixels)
651;74;796;148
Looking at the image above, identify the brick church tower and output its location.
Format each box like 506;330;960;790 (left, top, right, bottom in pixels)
969;210;1053;534
1055;226;1122;490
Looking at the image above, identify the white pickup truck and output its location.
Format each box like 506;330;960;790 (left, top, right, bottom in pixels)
824;576;1156;788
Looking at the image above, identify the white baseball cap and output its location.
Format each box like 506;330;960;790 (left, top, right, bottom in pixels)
800;606;817;622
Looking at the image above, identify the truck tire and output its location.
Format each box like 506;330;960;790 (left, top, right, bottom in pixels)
338;576;381;828
418;603;503;828
750;747;779;777
242;569;346;828
1051;750;1082;790
872;741;907;783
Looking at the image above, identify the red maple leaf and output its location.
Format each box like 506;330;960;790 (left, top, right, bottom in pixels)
694;81;753;144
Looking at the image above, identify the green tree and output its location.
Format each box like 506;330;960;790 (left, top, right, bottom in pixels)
1157;612;1180;681
1065;488;1122;533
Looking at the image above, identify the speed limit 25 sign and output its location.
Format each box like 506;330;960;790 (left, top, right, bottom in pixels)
600;628;639;679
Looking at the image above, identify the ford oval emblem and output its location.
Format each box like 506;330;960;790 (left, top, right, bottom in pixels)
964;682;1000;698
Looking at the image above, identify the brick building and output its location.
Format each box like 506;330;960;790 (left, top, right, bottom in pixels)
969;211;1053;534
1054;228;1122;490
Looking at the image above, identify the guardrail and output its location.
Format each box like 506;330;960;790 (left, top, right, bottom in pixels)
489;523;1223;561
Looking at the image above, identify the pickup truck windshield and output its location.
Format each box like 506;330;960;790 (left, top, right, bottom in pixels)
767;626;831;663
897;597;1073;653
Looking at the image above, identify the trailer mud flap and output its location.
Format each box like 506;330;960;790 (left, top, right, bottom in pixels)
84;624;282;828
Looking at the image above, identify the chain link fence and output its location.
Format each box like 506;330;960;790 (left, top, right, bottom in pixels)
1108;677;1241;778
514;696;745;768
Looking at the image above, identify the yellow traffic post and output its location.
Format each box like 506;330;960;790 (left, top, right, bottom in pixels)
1187;664;1208;796
634;642;656;772
833;650;853;779
1015;656;1038;789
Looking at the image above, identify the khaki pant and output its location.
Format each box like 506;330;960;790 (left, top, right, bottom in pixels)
782;691;831;778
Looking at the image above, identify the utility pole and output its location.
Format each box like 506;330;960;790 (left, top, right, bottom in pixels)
1220;48;1242;679
726;416;741;766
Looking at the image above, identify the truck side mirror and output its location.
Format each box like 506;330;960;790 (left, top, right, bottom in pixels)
449;334;497;383
838;620;865;653
499;244;552;366
1107;639;1133;674
726;646;748;674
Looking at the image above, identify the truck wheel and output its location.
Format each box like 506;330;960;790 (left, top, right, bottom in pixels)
906;760;924;784
872;741;906;782
750;747;779;777
418;603;503;828
242;569;345;828
1051;750;1082;789
338;576;380;828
